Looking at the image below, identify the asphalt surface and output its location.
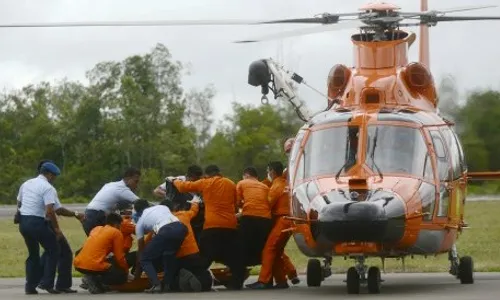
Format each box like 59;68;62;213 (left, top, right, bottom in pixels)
0;197;497;220
0;273;499;299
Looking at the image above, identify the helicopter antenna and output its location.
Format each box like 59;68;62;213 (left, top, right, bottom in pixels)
420;0;430;68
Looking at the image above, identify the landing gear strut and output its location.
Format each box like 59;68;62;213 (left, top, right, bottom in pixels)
306;257;332;287
449;244;474;284
345;256;382;294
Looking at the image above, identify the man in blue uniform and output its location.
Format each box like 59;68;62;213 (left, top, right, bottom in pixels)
133;200;188;293
17;162;74;294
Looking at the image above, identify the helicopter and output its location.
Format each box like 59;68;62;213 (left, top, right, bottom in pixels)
244;0;500;295
3;0;500;295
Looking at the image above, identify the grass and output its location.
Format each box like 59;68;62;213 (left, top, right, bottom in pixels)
1;201;499;278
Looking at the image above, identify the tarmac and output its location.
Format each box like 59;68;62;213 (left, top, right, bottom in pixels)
1;273;499;299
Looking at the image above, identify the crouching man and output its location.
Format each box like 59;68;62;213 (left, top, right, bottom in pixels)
74;213;132;294
164;196;212;292
133;200;188;293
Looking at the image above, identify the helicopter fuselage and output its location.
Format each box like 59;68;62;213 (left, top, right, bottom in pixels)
286;30;467;259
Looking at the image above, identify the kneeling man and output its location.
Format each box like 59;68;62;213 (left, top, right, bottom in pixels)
74;213;132;294
133;200;188;293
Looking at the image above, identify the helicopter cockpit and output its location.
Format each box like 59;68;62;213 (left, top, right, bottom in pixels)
289;113;434;186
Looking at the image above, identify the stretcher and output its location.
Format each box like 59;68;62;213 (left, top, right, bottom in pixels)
109;267;251;292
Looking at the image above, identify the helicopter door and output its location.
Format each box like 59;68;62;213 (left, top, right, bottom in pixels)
429;129;453;224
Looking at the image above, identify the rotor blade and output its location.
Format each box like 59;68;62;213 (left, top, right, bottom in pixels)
0;19;271;28
258;12;362;25
234;20;364;43
431;15;500;22
401;5;498;17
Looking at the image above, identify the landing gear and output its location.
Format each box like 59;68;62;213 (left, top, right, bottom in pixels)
448;244;474;284
306;257;332;287
345;257;382;294
458;256;474;284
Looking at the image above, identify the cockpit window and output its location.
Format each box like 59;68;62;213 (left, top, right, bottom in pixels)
365;125;430;179
303;125;359;179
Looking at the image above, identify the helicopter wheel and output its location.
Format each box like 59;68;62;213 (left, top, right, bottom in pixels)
306;259;323;287
346;267;360;294
458;256;474;284
367;266;381;294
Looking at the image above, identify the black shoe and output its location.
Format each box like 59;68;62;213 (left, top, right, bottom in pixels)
274;282;289;289
56;288;77;293
37;285;61;294
145;284;163;293
25;289;38;295
290;277;300;285
86;276;105;294
246;281;273;289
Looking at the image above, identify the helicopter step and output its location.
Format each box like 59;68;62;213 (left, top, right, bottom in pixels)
306;257;332;287
342;256;385;294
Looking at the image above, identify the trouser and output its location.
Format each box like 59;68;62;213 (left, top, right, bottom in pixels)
39;230;73;290
82;209;106;236
238;216;272;266
140;222;188;287
75;258;128;286
199;228;246;289
171;253;212;292
283;252;298;279
258;217;294;285
18;216;58;291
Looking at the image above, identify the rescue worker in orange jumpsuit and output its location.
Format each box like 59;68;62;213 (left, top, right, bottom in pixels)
260;138;300;286
247;161;296;289
236;166;272;267
74;213;133;294
171;165;245;290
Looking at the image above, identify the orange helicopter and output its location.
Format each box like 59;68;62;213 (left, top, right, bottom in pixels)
244;0;500;295
2;0;500;295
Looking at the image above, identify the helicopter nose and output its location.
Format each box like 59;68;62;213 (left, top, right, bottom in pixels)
317;193;405;243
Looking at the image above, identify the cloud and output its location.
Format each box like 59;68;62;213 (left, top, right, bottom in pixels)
0;0;499;120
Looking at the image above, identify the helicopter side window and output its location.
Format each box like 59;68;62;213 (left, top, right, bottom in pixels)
451;129;467;173
440;127;462;180
288;131;306;184
430;130;451;182
437;183;450;217
365;125;428;178
303;125;359;178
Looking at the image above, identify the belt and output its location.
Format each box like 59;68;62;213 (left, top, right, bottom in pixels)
153;220;176;234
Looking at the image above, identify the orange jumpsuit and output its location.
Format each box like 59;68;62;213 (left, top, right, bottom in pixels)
173;203;200;258
261;173;298;281
174;176;237;230
258;176;294;285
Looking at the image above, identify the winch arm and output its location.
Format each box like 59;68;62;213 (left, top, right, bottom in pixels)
247;58;313;122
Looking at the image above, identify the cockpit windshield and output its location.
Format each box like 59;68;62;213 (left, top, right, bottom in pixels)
365;125;429;178
303;125;359;179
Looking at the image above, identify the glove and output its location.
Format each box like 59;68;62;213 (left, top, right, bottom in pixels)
190;195;202;203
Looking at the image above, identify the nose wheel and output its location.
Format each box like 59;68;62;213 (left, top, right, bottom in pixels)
306;257;332;287
345;257;382;294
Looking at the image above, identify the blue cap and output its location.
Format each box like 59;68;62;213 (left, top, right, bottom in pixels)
40;162;61;176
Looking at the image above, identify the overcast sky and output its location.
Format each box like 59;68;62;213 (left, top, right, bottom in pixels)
1;0;500;122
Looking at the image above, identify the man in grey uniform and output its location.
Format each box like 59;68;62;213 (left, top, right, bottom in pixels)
133;200;188;293
82;168;141;236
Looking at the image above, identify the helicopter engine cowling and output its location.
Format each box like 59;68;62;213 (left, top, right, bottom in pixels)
316;189;406;243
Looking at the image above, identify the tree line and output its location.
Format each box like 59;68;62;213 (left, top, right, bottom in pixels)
0;43;498;204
